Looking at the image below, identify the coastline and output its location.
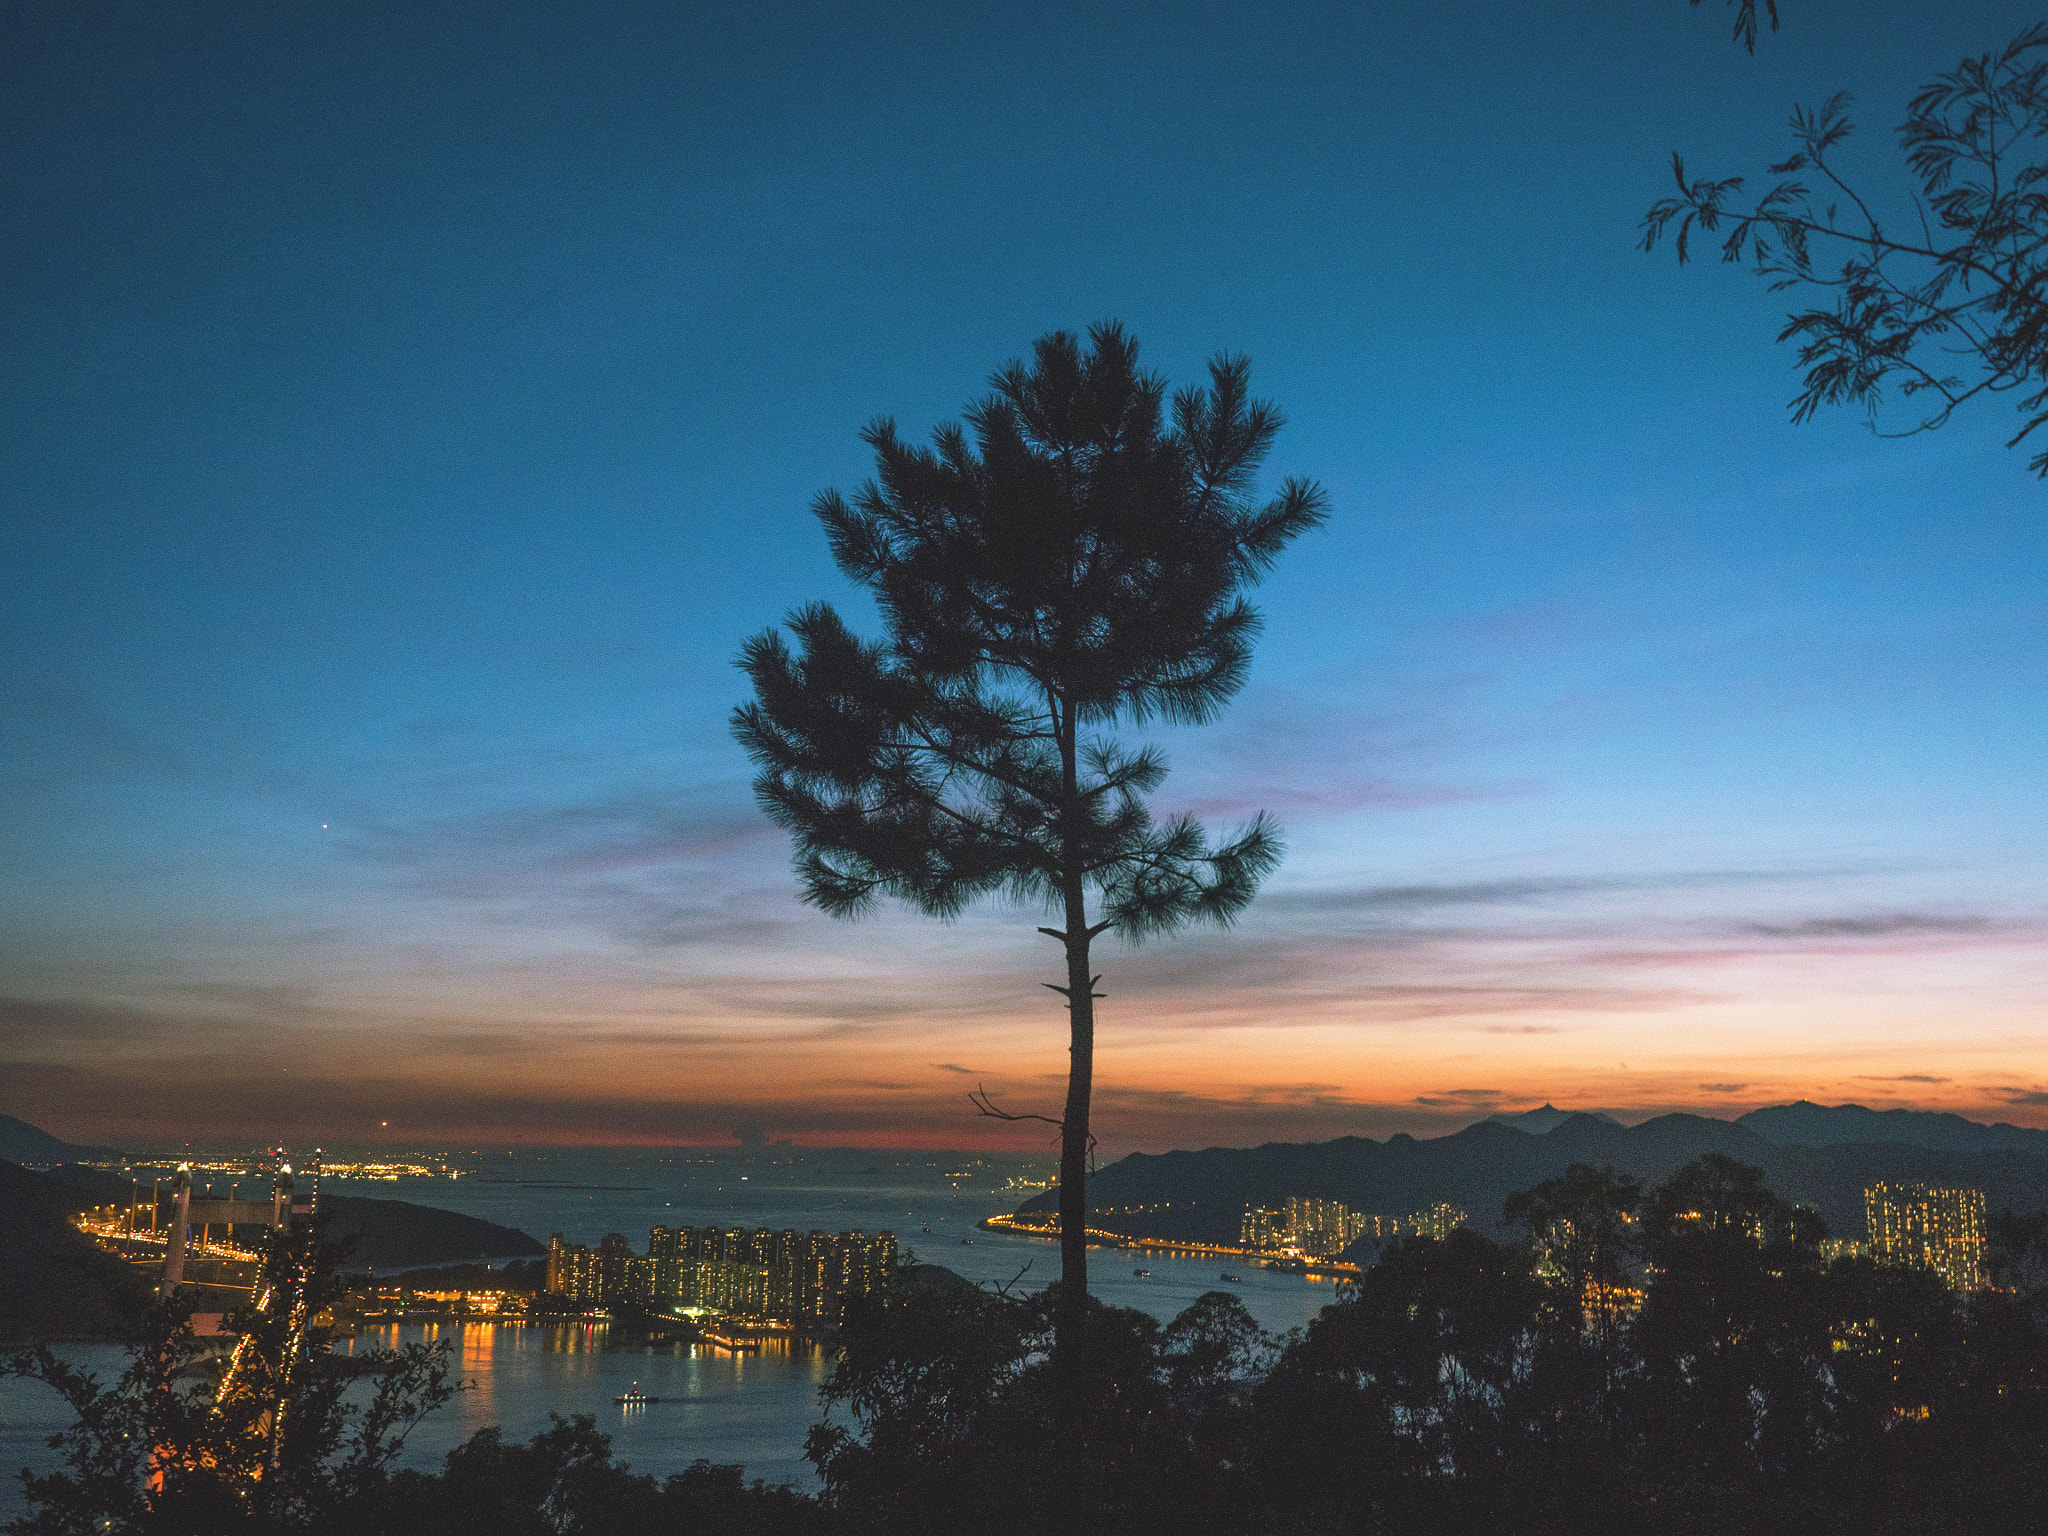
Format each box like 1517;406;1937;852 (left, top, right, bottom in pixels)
977;1213;1363;1278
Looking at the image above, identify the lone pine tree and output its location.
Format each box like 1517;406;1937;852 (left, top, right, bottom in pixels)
734;323;1326;1357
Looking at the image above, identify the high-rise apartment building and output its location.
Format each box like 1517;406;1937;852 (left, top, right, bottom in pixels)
648;1226;685;1299
1240;1206;1285;1249
545;1233;602;1302
1240;1197;1469;1256
1283;1196;1367;1257
1409;1202;1467;1242
1865;1183;1986;1291
596;1232;637;1300
548;1224;896;1322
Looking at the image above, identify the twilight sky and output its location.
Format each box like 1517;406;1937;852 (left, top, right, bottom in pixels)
3;0;2044;1154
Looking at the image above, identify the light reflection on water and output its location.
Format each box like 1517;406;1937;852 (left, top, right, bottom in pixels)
2;1244;1341;1522
0;1326;833;1529
355;1239;1338;1490
352;1321;833;1490
1;1149;1350;1523
0;1341;132;1528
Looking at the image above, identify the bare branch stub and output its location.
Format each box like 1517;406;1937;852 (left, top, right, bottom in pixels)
989;1259;1034;1298
969;1084;1064;1129
968;1085;1097;1155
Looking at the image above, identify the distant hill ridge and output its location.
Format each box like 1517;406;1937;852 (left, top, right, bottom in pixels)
1483;1099;2048;1153
1017;1104;2048;1248
1;1157;548;1340
0;1113;549;1274
1735;1100;2048;1154
1486;1104;1624;1134
0;1112;119;1165
23;1162;546;1270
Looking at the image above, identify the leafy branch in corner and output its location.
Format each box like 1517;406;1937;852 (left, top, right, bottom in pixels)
1690;0;1779;56
1643;25;2048;474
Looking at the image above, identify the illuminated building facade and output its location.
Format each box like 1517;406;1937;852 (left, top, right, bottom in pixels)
1865;1182;1986;1291
548;1225;896;1322
1240;1197;1469;1255
1283;1197;1368;1257
1408;1201;1467;1241
545;1233;601;1302
597;1232;638;1300
1240;1206;1285;1249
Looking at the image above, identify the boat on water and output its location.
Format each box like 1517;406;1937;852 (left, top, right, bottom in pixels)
1132;1268;1151;1277
1220;1273;1243;1283
960;1237;975;1245
614;1383;659;1406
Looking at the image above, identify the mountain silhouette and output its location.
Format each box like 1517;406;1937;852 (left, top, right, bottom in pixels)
0;1112;116;1165
1485;1103;1624;1133
1018;1107;2048;1244
1737;1099;2048;1154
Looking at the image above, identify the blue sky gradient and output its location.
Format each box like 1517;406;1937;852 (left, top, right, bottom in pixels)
3;0;2043;1151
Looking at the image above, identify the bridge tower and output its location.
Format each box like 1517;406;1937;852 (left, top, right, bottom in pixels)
158;1161;303;1297
158;1166;192;1294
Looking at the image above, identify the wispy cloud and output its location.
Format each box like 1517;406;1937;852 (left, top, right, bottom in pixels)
0;996;183;1049
1444;597;1622;651
1739;914;2003;940
0;680;195;788
1262;865;1883;925
346;785;776;891
328;782;845;952
1263;877;1620;915
1079;1084;1501;1144
1108;935;1718;1022
1698;1082;1748;1093
1587;911;2033;970
1186;778;1535;817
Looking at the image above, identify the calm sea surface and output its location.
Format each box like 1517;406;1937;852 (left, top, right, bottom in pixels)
1;1149;1345;1522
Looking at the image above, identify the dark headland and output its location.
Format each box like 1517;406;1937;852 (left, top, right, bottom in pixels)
0;1153;543;1342
1014;1102;2048;1251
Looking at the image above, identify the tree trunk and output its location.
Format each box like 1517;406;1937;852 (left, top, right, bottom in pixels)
1056;880;1094;1364
1053;687;1094;1370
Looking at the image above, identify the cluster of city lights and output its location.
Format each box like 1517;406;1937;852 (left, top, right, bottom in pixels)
317;1160;468;1180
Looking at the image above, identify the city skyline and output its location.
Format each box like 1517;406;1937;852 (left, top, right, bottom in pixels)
5;0;2045;1154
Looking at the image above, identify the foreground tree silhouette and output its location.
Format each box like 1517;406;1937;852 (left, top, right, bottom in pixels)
733;323;1326;1359
1503;1162;1642;1347
1684;0;1778;57
4;1219;456;1534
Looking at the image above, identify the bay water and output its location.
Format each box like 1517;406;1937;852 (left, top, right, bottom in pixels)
2;1148;1346;1521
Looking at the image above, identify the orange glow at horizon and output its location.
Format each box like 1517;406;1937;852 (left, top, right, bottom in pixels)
17;923;2047;1153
